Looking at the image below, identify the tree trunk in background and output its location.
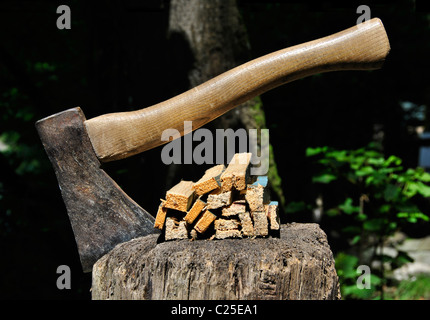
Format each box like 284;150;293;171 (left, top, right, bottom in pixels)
92;223;341;300
167;0;285;209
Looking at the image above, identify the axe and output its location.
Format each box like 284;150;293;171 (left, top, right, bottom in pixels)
36;18;390;272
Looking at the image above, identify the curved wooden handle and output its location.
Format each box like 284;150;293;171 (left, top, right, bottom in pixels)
85;18;390;162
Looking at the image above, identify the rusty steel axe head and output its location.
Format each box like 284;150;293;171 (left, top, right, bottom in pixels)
36;108;158;273
35;18;390;273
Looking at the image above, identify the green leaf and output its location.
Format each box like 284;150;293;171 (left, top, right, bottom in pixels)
416;181;430;197
388;221;398;231
335;253;358;279
326;208;340;217
350;235;361;245
365;175;375;186
363;218;386;232
350;162;361;170
405;168;416;177
355;166;374;176
378;204;391;213
342;225;361;234
383;155;402;167
364;150;383;158
392;251;414;269
404;182;419;197
395;203;421;214
369;274;382;286
318;158;332;165
383;184;401;202
377;167;403;175
404;181;430;198
380;254;395;263
34;61;56;72
394;174;406;184
368;157;385;166
418;171;430;182
397;212;430;223
306;146;328;157
327;150;349;161
339;198;360;214
351;156;366;169
356;213;367;221
342;285;375;299
312;173;337;184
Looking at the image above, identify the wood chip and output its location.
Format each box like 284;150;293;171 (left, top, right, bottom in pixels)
207;189;232;209
220;153;252;192
193;164;225;196
222;199;246;217
190;229;199;240
266;201;280;230
165;216;189;241
215;229;242;239
155;153;278;241
154;200;168;230
252;211;269;237
214;218;242;239
214;218;241;231
165;180;195;212
194;209;217;233
184;197;206;224
238;211;255;237
245;176;270;212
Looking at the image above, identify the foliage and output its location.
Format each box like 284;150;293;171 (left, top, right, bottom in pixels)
335;252;381;299
306;143;430;299
386;275;430;300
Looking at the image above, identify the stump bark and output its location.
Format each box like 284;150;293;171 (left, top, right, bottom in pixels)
91;223;341;300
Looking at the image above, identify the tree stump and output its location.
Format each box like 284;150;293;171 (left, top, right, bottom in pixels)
91;223;341;300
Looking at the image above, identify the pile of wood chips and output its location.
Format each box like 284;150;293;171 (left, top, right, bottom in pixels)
154;153;280;241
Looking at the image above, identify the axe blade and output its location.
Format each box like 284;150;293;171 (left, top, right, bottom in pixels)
36;107;158;272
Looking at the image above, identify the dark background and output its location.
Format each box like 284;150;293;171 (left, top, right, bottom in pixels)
0;0;429;299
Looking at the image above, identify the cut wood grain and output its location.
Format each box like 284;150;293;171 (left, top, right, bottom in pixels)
214;218;241;231
245;176;270;212
92;223;342;300
184;197;206;224
238;211;255;237
193;164;225;196
165;216;189;241
215;218;242;239
252;211;269;237
215;229;242;239
165;180;195;212
194;209;217;233
154;200;168;230
266;201;280;231
207;189;232;209
222;199;246;217
220;153;252;192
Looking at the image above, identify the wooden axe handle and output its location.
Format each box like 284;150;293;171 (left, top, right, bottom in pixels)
85;18;390;162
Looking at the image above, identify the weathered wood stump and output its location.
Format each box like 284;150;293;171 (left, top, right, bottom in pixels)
91;223;341;300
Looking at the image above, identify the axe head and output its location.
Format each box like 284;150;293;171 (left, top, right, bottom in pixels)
36;107;158;272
